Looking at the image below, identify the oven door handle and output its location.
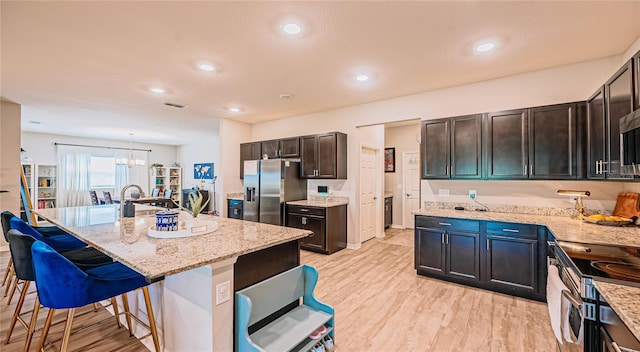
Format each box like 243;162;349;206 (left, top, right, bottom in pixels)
562;289;583;308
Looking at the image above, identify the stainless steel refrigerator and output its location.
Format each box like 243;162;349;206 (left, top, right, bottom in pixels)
243;159;307;225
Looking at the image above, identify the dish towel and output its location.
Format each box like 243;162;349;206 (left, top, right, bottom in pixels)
547;264;566;345
562;297;584;345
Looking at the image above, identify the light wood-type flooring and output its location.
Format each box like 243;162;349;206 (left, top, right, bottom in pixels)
1;228;557;351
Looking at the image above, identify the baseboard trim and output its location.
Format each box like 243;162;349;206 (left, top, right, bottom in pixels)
390;224;405;229
347;243;362;250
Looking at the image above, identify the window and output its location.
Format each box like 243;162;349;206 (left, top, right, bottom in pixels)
90;156;116;188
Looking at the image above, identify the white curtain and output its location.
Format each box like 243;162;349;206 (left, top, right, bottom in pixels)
57;145;92;207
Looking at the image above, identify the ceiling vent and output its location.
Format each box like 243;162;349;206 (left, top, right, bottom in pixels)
164;102;185;108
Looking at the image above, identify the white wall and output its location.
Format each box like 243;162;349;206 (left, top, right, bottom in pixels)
0;101;22;248
384;123;421;226
250;54;626;246
177;119;221;214
219;119;252;217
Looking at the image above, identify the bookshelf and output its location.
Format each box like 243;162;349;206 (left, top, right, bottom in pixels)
35;164;57;209
150;166;182;204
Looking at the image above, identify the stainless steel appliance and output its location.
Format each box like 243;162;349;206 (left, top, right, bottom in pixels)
620;109;640;177
548;236;640;351
243;160;307;225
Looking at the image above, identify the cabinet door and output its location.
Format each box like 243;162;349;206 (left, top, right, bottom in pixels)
528;103;576;179
289;213;326;251
261;140;280;159
279;137;300;158
240;142;261;179
485;235;538;294
317;133;337;178
445;231;480;282
421;119;450;179
634;50;640;112
300;135;318;178
605;61;634;179
415;227;445;274
485;109;528;179
587;88;607;179
451;114;482;179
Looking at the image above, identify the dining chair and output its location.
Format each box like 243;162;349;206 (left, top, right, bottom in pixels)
31;241;161;352
164;189;172;199
103;191;113;204
151;188;159;197
89;190;100;205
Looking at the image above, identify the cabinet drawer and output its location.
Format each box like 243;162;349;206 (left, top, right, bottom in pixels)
287;205;325;217
415;216;479;232
485;221;538;239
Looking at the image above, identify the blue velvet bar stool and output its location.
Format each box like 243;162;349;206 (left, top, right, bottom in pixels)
5;215;93;304
31;241;161;352
2;211;88;303
4;229;115;351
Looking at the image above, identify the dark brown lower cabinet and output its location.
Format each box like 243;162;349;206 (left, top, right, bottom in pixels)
415;222;480;284
286;204;347;254
415;215;546;301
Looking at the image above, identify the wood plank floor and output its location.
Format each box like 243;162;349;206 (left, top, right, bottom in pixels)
1;228;557;351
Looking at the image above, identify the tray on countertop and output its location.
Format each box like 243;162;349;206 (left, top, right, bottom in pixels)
583;217;634;226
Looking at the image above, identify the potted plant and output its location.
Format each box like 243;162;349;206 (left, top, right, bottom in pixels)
173;190;210;218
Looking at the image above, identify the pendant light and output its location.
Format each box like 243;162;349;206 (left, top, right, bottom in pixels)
127;133;135;168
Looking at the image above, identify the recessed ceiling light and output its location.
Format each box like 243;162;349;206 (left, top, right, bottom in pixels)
149;87;166;94
475;42;496;53
197;63;215;72
228;107;242;113
29;120;41;125
282;23;302;35
355;74;369;82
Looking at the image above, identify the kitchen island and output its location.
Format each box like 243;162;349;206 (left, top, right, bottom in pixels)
34;204;312;352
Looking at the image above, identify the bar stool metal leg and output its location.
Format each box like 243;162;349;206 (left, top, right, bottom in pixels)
142;287;161;352
121;293;134;336
5;280;30;344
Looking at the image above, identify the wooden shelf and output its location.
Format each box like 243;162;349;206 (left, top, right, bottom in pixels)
250;306;331;352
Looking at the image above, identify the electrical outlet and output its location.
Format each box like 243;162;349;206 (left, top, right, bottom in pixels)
469;190;477;199
439;189;450;197
216;281;230;305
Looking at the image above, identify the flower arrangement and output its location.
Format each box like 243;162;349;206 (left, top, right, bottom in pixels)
173;190;210;218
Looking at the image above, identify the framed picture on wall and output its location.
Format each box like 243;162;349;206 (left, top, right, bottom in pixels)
194;163;214;180
384;148;395;173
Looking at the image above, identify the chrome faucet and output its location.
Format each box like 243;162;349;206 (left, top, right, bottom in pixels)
120;184;146;218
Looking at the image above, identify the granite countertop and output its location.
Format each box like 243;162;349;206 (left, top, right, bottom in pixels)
287;199;349;208
227;192;243;200
34;204;311;282
414;208;640;248
594;280;640;342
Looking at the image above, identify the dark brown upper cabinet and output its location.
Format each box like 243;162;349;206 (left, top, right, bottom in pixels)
239;142;262;179
261;137;300;159
485;109;528;179
300;132;347;179
587;87;607;179
604;61;634;180
421;118;449;178
484;104;578;180
634;50;640;112
528;103;577;179
421;114;482;179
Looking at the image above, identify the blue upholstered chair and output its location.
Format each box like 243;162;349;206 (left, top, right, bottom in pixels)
5;230;114;350
31;241;161;352
9;216;86;252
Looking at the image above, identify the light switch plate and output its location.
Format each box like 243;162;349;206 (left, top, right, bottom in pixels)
216;281;231;305
439;189;450;197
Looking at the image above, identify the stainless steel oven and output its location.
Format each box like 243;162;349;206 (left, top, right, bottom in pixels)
548;236;640;352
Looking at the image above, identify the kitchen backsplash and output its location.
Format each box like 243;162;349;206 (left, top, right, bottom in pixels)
422;200;610;217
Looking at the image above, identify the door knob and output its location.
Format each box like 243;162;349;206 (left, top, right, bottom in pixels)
373;197;377;200
406;193;410;197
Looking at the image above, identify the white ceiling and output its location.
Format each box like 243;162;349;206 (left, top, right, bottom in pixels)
2;1;640;145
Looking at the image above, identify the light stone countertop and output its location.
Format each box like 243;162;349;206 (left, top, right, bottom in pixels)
34;204;311;282
226;192;243;200
594;280;640;342
414;208;640;248
287;199;349;208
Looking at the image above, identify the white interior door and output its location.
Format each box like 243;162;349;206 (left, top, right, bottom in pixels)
403;152;420;229
360;147;377;242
